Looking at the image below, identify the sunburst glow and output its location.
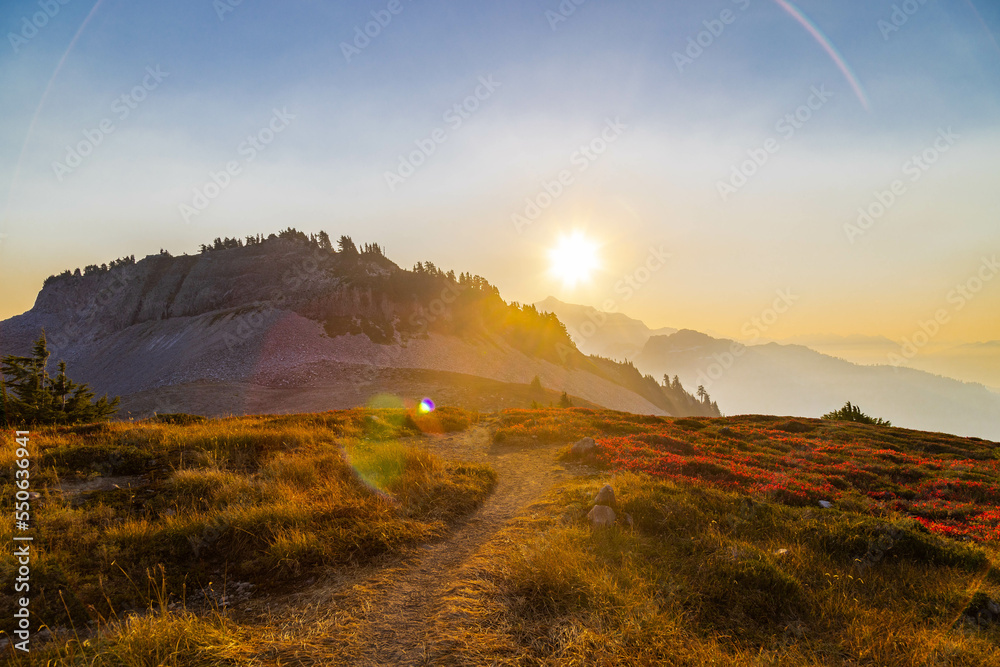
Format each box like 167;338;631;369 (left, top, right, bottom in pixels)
549;232;600;288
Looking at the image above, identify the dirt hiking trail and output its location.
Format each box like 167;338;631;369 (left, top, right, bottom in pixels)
252;422;579;666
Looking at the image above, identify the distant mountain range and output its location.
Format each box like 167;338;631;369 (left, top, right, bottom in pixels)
782;334;1000;392
0;231;717;420
534;297;677;360
535;300;1000;440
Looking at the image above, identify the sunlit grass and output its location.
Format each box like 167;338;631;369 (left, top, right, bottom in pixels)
435;471;1000;665
0;408;493;646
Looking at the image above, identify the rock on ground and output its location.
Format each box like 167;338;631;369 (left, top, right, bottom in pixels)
571;437;597;456
594;484;616;507
588;505;616;528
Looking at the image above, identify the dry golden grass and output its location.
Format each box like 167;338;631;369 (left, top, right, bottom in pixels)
425;472;1000;666
0;408;494;664
6;409;1000;665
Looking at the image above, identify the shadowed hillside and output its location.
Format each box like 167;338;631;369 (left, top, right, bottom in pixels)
0;230;718;420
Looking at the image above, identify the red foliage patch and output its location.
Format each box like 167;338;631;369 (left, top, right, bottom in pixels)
501;410;1000;542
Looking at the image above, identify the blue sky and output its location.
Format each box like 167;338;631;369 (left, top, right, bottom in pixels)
1;0;998;342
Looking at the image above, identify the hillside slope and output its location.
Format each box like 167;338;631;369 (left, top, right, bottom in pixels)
0;232;717;419
535;295;677;360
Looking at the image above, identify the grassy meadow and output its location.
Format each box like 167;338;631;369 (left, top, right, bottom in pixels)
2;407;1000;665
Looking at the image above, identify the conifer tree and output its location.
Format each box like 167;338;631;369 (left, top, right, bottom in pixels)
0;331;119;426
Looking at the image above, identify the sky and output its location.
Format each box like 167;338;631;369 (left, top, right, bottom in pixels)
1;0;998;346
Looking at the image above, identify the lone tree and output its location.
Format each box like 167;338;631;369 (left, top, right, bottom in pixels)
558;391;573;408
0;331;119;427
822;401;891;427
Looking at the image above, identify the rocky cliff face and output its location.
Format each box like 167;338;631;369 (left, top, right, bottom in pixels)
26;240;370;341
1;236;716;418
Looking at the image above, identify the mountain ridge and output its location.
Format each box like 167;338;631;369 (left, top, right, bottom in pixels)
0;232;718;419
536;298;1000;440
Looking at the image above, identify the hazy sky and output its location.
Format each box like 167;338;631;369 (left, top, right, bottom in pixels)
1;0;998;344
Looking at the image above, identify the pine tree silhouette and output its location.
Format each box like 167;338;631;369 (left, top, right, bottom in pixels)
1;331;119;426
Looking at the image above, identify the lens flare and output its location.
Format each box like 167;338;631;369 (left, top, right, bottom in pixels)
773;0;871;111
419;398;436;413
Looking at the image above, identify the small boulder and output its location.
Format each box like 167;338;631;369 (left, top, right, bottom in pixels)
571;437;597;456
818;500;833;509
594;484;616;507
963;592;1000;627
619;512;634;529
588;505;616;528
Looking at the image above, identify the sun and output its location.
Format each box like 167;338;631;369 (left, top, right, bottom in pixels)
549;232;600;288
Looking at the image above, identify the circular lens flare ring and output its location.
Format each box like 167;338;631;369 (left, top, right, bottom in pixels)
419;398;436;413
